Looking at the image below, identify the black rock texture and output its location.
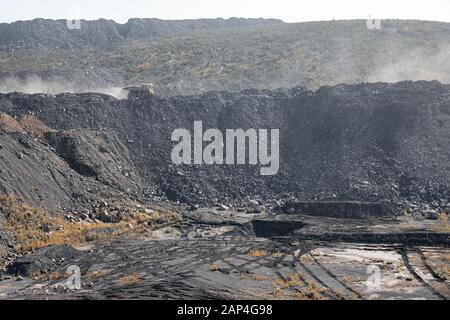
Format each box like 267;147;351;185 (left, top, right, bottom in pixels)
281;201;394;218
0;18;283;51
0;81;448;208
1;19;449;95
6;244;80;277
0;119;142;212
45;130;142;192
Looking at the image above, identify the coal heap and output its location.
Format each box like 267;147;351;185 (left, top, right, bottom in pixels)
0;81;448;210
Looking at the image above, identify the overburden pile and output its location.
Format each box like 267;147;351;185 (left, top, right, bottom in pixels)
0;80;448;210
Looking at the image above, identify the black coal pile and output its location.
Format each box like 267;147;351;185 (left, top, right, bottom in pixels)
0;113;143;213
45;130;142;193
280;201;394;218
6;244;80;277
0;81;448;210
2;19;449;97
0;18;283;51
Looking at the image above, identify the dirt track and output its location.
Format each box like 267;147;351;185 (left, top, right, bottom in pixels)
1;212;448;300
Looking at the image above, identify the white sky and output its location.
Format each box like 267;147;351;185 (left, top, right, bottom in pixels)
1;0;449;23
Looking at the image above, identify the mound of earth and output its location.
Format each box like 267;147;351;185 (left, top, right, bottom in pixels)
45;130;141;192
0;114;144;213
0;20;449;95
0;18;283;51
6;244;80;277
0;81;448;211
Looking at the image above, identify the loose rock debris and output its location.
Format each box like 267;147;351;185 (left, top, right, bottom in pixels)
0;81;448;300
0;212;448;300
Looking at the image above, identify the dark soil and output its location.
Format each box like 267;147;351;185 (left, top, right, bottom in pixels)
1;19;449;95
0;81;448;210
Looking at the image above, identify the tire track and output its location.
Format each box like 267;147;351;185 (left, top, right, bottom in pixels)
308;254;364;299
414;248;446;282
398;247;447;300
294;254;341;299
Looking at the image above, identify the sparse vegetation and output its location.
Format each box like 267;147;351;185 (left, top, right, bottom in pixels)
86;269;110;279
0;193;182;258
0;195;126;253
121;209;181;236
271;274;328;300
271;252;284;258
436;268;448;281
271;287;285;298
0;113;53;138
208;263;220;272
117;273;143;285
247;249;269;257
433;213;450;233
341;276;362;285
300;254;315;263
299;283;328;300
32;271;63;281
272;273;303;288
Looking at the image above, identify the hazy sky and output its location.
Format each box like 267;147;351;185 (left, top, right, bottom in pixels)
1;0;450;23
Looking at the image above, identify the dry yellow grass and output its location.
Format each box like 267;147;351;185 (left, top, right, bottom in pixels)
247;249;269;257
271;252;285;258
0;195;126;253
32;271;63;281
86;269;110;279
342;276;362;285
208;263;220;272
0;113;53;138
0;195;183;254
436;268;448;280
433;213;450;233
272;273;303;288
0;113;23;132
271;288;285;298
117;273;142;285
19;114;54;138
135;63;152;71
298;283;328;300
121;209;181;232
300;255;315;263
272;273;327;300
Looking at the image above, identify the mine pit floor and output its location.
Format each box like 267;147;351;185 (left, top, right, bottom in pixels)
0;210;448;300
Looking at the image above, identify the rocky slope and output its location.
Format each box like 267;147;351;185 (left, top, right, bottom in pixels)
0;113;143;213
0;19;449;95
0;81;448;211
0;18;283;50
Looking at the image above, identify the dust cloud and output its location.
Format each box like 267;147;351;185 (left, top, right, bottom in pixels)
367;44;450;83
0;75;128;99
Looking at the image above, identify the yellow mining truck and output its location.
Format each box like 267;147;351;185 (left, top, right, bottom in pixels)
124;83;155;99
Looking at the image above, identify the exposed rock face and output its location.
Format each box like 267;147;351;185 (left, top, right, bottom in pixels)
244;220;306;237
45;130;141;192
6;245;80;277
281;201;393;218
0;130;87;211
0;114;143;212
0;81;448;208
